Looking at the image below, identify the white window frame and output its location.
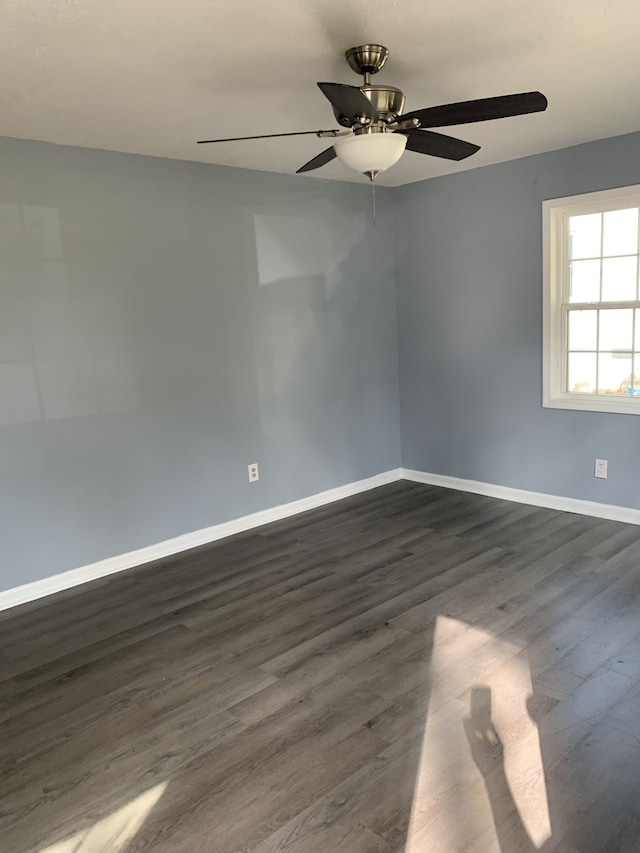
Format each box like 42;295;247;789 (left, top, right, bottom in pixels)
543;184;640;415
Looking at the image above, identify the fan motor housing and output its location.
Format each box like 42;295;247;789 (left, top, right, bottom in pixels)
363;85;405;118
332;85;406;127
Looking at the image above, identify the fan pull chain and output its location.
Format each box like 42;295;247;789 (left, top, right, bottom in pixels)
365;169;380;226
366;170;378;226
372;177;376;226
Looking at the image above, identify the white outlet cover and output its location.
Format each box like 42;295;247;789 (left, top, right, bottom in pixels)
594;459;608;479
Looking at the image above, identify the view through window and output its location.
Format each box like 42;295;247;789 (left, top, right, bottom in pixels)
567;207;640;396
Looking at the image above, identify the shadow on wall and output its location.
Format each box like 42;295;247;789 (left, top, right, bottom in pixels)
251;206;394;493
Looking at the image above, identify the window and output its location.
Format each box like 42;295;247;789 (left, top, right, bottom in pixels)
543;185;640;414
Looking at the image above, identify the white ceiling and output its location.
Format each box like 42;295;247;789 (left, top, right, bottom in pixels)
2;0;640;187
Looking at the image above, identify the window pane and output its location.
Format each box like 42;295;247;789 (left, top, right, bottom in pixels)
568;310;597;350
599;309;633;350
597;353;633;395
569;259;600;302
602;207;638;257
568;352;596;393
569;213;601;259
636;310;640;346
601;256;638;301
634;354;640;395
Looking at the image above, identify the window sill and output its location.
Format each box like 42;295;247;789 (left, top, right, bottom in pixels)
543;393;640;415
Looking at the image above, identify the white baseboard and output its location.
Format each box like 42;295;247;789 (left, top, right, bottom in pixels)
3;466;639;614
0;469;402;613
401;468;640;526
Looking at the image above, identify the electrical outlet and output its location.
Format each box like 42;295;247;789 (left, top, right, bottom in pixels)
594;458;608;479
248;463;259;483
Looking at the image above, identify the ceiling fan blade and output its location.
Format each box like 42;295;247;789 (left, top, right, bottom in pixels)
317;82;380;122
197;129;338;144
296;146;337;174
400;91;548;129
397;128;480;161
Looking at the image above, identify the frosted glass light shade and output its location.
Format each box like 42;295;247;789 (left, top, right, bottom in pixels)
333;132;407;174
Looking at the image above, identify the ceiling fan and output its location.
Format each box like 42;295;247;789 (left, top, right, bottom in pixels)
198;44;548;181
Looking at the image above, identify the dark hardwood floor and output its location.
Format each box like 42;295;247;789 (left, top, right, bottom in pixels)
2;481;640;852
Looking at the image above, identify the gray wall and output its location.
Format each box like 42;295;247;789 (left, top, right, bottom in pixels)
0;138;400;591
6;128;640;595
395;131;640;510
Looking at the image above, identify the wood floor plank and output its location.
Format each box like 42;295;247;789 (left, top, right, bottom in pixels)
2;482;640;852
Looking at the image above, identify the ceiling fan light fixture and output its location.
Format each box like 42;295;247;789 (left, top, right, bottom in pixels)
197;44;547;180
333;132;407;176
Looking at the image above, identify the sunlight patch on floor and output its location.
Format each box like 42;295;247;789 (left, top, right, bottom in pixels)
39;781;167;853
405;616;551;852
